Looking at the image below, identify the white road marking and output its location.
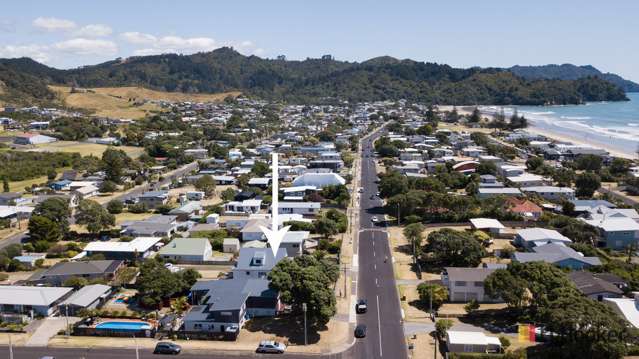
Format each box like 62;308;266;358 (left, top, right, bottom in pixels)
374;264;376;270
373;251;376;257
375;278;378;286
377;295;383;357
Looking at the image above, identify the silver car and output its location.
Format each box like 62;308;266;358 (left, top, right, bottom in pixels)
257;340;287;354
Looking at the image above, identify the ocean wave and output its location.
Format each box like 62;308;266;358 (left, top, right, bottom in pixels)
559;116;591;120
628;123;639;127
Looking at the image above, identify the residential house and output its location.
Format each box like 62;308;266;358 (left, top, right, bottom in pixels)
59;284;113;315
168;201;203;221
232;248;287;279
0;286;73;317
184;278;281;335
83;237;163;260
521;186;575;201
74;185;99;200
248;178;271;189
186;191;205;201
506;173;547;187
504;197;543;220
469;218;505;235
446;331;502;354
240;218;268;241
514;228;572;249
581;211;639;250
223;238;241;254
604;293;639;329
568;271;623;301
120;215;178;237
442;267;500;303
225;199;262;215
137;191;169;209
158;238;213;264
512;243;601;269
275;202;321;216
281;231;309;257
477;187;522;199
478;175;504;188
28;260;124;286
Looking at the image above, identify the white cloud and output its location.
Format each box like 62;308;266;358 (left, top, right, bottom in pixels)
53;38;117;56
75;24;112;37
122;32;265;57
32;17;76;32
0;44;50;63
121;31;157;45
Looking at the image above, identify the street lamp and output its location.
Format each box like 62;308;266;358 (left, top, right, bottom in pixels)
302;303;308;346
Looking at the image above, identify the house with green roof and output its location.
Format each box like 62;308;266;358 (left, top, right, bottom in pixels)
158;238;213;264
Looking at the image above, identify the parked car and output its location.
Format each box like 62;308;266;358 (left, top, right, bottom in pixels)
356;299;368;314
257;340;287;354
371;216;379;223
354;324;367;338
154;342;181;355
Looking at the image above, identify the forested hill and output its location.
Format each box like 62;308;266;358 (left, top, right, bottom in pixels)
509;64;639;93
0;48;629;106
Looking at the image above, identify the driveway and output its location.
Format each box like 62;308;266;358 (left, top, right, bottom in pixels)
26;317;81;347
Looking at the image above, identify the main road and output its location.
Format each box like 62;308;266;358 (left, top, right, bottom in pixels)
351;130;408;359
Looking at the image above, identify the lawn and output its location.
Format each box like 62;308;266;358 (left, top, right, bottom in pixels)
8;175;49;192
50;85;240;119
114;211;154;225
32;141;145;158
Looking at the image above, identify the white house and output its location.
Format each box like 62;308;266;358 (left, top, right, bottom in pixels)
275;202;321;216
446;330;502;354
522;186;575;201
224;199;262;215
0;286;73;317
514;228;572;249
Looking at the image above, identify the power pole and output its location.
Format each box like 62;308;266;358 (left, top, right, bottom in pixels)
302;303;308;346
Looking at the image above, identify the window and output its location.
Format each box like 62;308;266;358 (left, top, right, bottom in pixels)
454;281;467;286
246;271;250;275
474;281;484;287
194;323;202;329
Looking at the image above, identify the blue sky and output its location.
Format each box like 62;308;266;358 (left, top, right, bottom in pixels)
1;0;638;82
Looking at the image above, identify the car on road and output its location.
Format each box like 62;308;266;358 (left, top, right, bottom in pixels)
355;299;368;313
358;187;364;193
371;216;379;223
354;324;367;338
257;340;287;354
154;342;182;355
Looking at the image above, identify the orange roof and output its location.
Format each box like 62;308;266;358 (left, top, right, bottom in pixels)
504;197;542;213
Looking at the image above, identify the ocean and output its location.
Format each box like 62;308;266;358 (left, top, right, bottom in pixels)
481;92;639;158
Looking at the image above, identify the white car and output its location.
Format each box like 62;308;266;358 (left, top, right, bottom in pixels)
371;216;379;223
257;340;287;354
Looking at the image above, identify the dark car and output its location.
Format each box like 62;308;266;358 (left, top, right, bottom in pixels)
154;342;181;355
354;324;367;338
355;299;368;314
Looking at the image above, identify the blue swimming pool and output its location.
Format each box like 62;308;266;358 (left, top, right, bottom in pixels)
95;321;152;331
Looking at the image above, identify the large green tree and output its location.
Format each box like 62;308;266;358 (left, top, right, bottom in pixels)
425;228;486;267
102;147;132;183
575;172;601;197
268;253;339;328
75;199;115;235
28;197;70;242
195;174;216;197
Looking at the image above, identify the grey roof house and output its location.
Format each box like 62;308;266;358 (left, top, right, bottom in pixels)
0;286;73;317
233;248;287;279
28;260;124;286
60;284;113;315
158;238;213;264
184;278;281;336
